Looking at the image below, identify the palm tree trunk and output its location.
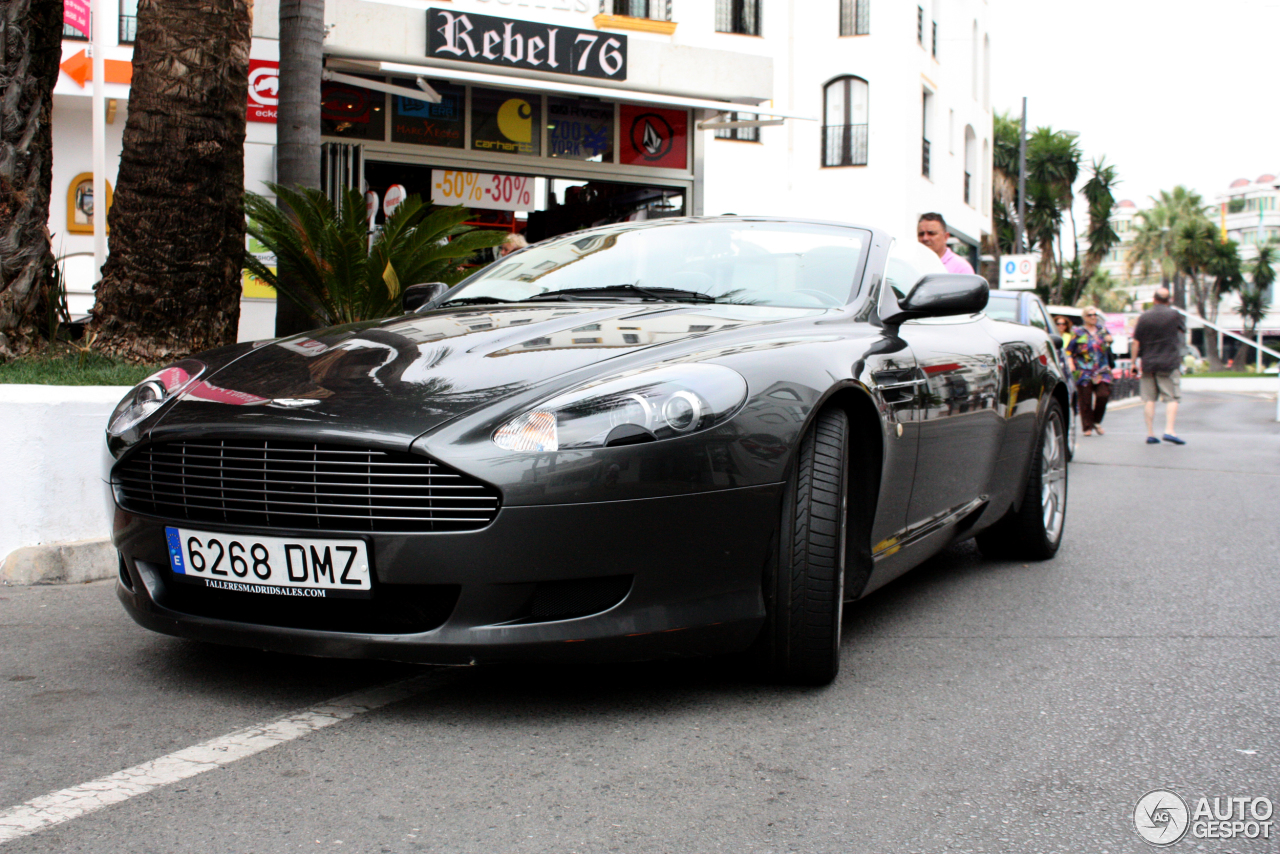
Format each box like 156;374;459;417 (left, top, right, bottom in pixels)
274;0;326;337
0;0;62;356
89;0;252;362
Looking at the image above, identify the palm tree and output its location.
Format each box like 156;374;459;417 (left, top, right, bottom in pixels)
1234;289;1270;372
1235;244;1278;371
244;186;508;326
1200;239;1244;369
0;0;63;357
89;0;253;362
1080;268;1127;313
1076;158;1119;304
1126;187;1206;307
1023;127;1080;302
991;112;1021;255
1174;219;1217;311
275;0;326;337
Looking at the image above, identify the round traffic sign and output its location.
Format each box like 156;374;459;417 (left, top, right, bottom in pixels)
383;184;406;218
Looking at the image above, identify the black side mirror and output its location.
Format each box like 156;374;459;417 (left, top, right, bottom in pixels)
881;274;988;324
402;282;449;313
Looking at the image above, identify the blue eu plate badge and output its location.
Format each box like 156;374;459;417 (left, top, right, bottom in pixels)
165;527;186;574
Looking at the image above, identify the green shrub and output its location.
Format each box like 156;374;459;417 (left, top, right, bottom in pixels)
244;185;508;327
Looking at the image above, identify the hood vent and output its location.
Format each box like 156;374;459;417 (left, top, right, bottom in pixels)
115;439;500;534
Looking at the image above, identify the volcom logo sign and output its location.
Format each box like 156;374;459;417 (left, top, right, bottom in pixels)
630;113;674;161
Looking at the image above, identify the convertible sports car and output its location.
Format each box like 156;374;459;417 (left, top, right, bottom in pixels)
105;217;1069;684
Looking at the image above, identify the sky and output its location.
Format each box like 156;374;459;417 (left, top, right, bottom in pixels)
987;0;1280;209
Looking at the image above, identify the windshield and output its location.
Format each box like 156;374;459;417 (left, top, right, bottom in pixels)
984;293;1020;322
443;220;869;309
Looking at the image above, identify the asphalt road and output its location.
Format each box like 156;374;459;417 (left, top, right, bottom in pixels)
2;390;1278;853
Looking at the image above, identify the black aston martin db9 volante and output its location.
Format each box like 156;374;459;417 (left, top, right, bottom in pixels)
106;217;1068;684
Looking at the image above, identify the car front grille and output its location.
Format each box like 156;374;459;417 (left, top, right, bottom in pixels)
115;439;500;533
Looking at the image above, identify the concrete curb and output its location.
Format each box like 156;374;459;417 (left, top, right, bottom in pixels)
0;537;117;586
1182;377;1278;393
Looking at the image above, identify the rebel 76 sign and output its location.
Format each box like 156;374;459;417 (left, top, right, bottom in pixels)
428;10;627;80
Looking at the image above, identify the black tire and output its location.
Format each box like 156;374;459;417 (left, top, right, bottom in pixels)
976;400;1068;560
762;407;848;685
1066;390;1079;462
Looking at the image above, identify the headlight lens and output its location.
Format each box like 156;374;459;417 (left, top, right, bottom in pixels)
107;360;206;436
493;363;748;452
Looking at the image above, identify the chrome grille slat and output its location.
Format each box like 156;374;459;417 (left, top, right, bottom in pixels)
115;439;501;533
115;485;499;508
116;471;481;491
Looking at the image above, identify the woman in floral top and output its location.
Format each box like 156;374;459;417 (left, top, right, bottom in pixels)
1066;307;1114;436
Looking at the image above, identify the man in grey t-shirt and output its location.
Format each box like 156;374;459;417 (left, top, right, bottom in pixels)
1131;287;1186;444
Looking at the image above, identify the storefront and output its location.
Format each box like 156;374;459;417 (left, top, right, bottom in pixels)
304;3;793;256
318;68;696;242
52;1;800;339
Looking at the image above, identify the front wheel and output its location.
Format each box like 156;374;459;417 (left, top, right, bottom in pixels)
976;400;1068;560
760;407;848;685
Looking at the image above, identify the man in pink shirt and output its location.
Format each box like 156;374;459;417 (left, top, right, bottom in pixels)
917;213;975;275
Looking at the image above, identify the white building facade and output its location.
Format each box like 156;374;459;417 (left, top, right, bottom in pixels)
51;0;994;339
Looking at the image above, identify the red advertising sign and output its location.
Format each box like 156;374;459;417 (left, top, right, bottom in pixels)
63;0;90;38
247;60;279;123
619;105;688;170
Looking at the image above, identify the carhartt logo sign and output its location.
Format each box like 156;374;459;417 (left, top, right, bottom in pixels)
427;10;627;80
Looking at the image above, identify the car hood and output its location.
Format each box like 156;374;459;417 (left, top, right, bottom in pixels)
150;302;824;448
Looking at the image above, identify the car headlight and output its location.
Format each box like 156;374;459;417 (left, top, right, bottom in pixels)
493;363;748;452
107;360;206;437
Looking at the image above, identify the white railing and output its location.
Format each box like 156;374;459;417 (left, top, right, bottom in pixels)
1173;307;1280;421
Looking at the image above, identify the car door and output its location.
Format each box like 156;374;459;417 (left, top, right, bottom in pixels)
900;314;1004;529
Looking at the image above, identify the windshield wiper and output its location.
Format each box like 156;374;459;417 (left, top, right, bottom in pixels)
520;284;718;304
439;296;510;307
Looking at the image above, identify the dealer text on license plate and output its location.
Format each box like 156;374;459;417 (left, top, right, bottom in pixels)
164;527;371;598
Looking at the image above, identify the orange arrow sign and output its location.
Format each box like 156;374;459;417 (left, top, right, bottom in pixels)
60;50;133;88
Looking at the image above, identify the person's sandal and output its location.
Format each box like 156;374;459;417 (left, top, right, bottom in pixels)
1094;426;1105;435
1146;436;1160;444
1162;434;1186;445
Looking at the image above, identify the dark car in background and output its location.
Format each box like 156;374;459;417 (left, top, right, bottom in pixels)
105;218;1070;685
985;289;1079;460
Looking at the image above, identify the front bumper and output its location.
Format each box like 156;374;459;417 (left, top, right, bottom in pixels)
113;484;781;664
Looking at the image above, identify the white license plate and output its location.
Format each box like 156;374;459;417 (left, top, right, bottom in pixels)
164;527;372;599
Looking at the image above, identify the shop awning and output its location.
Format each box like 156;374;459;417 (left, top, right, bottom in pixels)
324;55;816;122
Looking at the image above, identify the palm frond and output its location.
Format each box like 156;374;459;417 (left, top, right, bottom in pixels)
243;185;508;326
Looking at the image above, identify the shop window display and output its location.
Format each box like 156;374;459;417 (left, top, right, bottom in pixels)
391;80;465;149
321;77;386;141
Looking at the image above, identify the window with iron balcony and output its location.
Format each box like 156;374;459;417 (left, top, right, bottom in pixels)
822;77;869;167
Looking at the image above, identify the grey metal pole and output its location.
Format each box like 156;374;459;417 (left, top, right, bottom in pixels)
1015;97;1027;255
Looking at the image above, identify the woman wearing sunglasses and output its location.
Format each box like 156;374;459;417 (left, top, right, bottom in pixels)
1065;308;1114;436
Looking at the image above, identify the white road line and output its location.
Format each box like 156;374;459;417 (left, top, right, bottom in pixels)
0;671;448;845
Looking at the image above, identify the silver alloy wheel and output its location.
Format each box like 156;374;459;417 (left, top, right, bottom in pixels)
1041;413;1067;541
